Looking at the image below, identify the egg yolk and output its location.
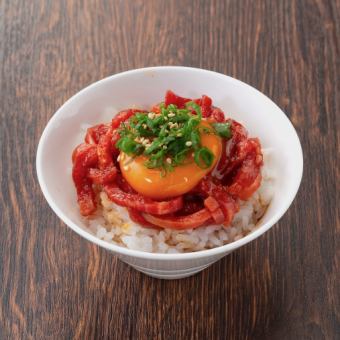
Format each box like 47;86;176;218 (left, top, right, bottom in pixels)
119;121;222;199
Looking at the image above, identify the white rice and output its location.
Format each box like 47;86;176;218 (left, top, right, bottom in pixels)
85;149;275;253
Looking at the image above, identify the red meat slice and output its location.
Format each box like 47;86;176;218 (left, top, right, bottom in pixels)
103;183;183;215
111;109;142;129
87;165;117;184
72;144;98;216
204;196;220;212
85;123;110;144
165;90;191;108
127;208;159;229
143;208;212;230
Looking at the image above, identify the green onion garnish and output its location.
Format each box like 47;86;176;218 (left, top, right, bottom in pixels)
116;102;232;174
212;122;232;138
194;147;214;169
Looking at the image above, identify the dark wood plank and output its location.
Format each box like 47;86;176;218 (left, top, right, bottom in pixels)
0;0;339;339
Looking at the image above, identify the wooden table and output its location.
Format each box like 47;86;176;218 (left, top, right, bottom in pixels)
1;1;339;339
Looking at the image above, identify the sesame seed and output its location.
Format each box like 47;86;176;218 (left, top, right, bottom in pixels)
148;112;155;119
185;141;192;146
142;123;147;129
163;145;167;149
166;158;172;164
164;116;168;121
168;122;179;129
177;133;182;137
168;113;175;117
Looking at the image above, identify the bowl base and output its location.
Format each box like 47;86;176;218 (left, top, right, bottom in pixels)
128;264;210;279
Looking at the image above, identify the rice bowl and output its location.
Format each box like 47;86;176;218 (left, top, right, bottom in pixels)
36;66;303;278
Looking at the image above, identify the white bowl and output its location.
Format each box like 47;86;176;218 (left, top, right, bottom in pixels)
36;66;303;279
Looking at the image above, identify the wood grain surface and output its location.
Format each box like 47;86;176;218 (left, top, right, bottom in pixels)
0;0;339;339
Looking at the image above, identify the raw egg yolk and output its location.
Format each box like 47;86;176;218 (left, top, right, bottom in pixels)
119;121;222;199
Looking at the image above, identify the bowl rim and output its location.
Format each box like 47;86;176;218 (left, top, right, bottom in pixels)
36;66;303;260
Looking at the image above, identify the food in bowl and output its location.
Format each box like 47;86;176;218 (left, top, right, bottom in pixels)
72;90;275;253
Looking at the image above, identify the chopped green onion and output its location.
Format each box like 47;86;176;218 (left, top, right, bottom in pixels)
116;101;221;174
190;130;201;149
194;147;214;169
144;139;162;155
116;137;144;155
185;101;202;120
212;122;232;138
174;149;189;165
